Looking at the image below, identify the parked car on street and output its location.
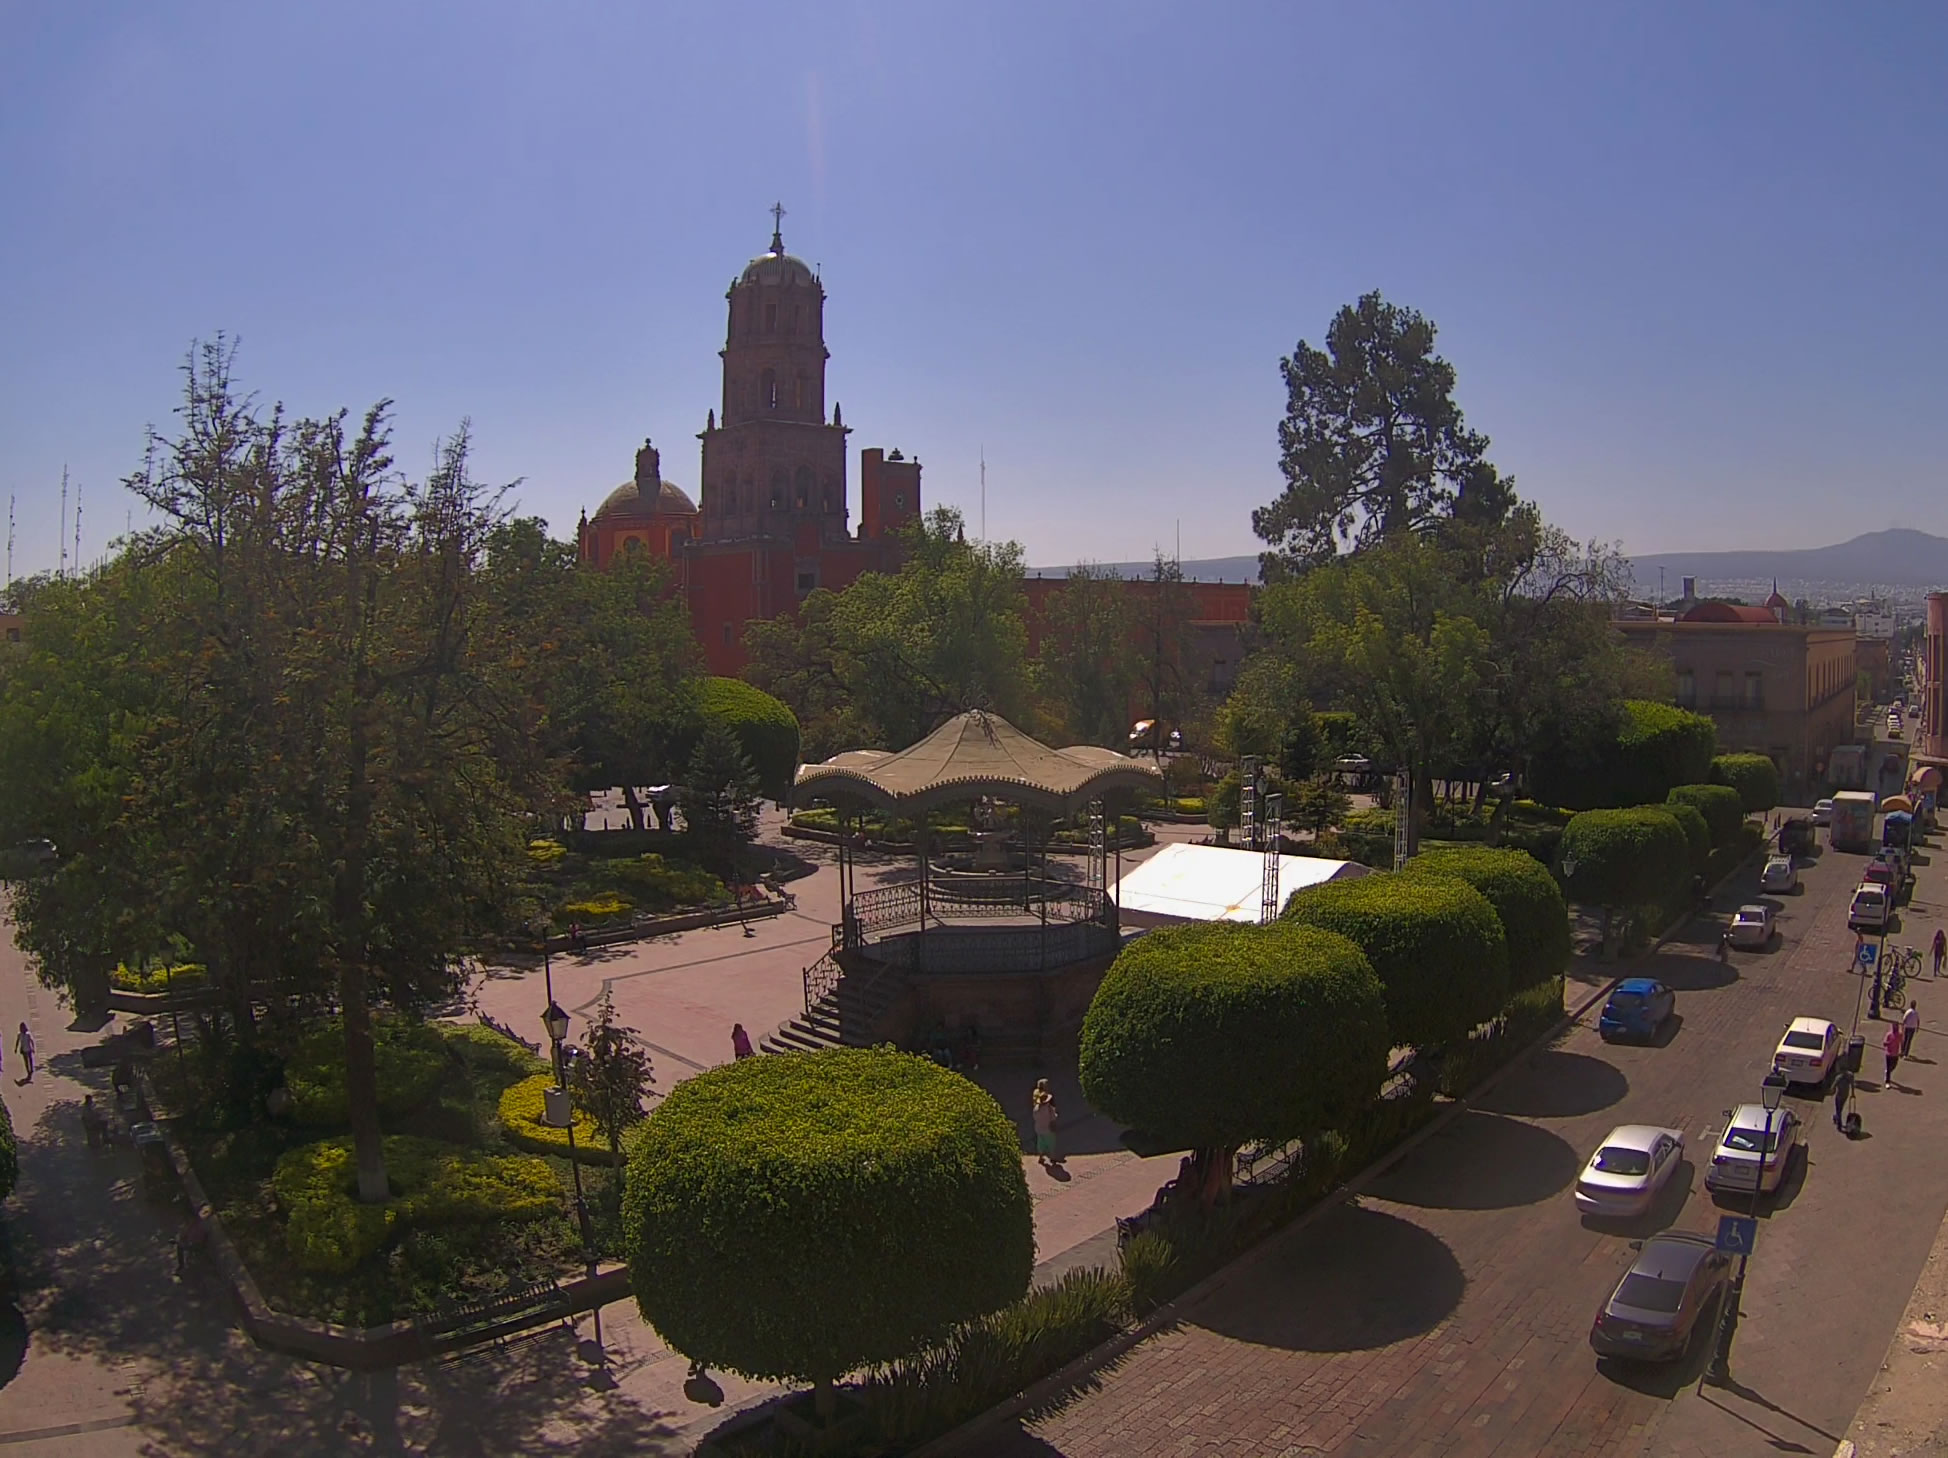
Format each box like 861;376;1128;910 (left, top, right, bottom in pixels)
1588;1232;1734;1363
1574;1125;1686;1218
1850;883;1892;932
1705;1102;1802;1196
1760;856;1799;894
1599;978;1675;1042
1727;904;1775;949
1812;798;1835;826
1772;1017;1841;1088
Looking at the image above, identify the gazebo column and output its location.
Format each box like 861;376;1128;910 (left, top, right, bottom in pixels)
916;824;929;975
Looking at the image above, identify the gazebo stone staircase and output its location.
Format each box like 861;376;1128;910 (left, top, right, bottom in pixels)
759;948;905;1055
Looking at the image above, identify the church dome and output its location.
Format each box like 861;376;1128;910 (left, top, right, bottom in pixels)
593;477;697;522
739;246;816;289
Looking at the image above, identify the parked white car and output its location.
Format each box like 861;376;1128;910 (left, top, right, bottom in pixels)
1705;1103;1802;1196
1728;904;1775;949
1850;883;1892;932
1772;1017;1841;1088
1574;1125;1687;1219
1760;856;1798;894
1813;798;1835;826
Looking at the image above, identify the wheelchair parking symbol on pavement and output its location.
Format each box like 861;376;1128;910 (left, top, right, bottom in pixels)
1716;1215;1758;1255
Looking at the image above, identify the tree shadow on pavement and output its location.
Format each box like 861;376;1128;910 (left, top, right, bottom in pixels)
8;1100;703;1458
1473;1051;1628;1119
1363;1111;1581;1210
1191;1202;1464;1352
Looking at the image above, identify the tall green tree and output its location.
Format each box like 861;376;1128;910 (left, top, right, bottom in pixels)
1254;291;1515;575
1;341;546;1204
1131;553;1204;753
745;506;1030;751
569;990;655;1160
680;720;762;882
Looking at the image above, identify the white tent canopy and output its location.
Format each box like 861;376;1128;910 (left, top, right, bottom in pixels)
1111;841;1368;928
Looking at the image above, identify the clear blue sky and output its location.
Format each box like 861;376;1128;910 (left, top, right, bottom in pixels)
3;2;1944;580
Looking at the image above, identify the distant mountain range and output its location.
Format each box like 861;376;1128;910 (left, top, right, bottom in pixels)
1030;530;1948;594
1629;529;1948;591
1027;554;1262;584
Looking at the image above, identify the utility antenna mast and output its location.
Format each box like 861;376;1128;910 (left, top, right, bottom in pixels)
5;494;14;593
979;446;986;542
58;467;68;579
73;483;82;577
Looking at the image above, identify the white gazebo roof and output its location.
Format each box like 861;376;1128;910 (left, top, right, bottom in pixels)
792;710;1161;815
1112;841;1368;926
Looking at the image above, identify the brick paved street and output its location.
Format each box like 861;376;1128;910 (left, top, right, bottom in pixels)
988;833;1948;1457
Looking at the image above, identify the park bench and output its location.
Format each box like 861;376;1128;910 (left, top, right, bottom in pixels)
415;1278;574;1359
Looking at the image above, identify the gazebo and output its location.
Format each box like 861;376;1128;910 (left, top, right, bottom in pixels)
789;711;1162;1057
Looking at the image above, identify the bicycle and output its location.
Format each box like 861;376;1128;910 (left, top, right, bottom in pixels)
1886;962;1907;1006
1892;945;1924;981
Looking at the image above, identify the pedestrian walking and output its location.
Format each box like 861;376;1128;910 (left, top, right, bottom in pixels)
13;1023;34;1082
174;1211;207;1277
80;1094;105;1149
1031;1078;1061;1168
1885;1020;1905;1086
1833;1066;1856;1132
1903;999;1922;1057
730;1022;754;1060
1934;928;1945;978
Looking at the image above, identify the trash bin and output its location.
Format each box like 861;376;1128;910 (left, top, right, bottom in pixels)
1844;1033;1866;1075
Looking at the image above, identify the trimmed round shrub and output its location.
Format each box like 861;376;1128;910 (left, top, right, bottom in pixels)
1079;921;1389;1153
1711;753;1781;814
498;1073;621;1166
1404;846;1571;995
624;1048;1032;1393
0;1095;14;1201
677;677;801;801
1668;783;1744;849
1282;871;1510;1048
1532;700;1717;810
1639;801;1709;875
285;1017;450;1126
272;1134;561;1273
1559;808;1691;910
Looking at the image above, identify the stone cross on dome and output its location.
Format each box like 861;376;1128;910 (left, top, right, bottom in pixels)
769;201;786;253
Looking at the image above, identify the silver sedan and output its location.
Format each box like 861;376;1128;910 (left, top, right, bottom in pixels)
1574;1125;1686;1218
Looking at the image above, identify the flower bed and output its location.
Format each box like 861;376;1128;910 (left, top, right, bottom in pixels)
497;1074;622;1165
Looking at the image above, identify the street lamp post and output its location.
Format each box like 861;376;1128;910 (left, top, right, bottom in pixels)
541;943;604;1364
1708;1070;1788;1386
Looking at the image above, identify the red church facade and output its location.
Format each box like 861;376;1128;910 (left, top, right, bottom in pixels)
577;217;920;675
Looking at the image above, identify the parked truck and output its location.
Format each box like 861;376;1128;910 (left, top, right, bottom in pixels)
1830;790;1878;852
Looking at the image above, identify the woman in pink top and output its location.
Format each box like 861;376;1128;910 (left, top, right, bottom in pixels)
1884;1019;1905;1086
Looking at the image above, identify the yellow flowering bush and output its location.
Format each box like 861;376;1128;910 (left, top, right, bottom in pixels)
109;962;208;995
497;1074;622;1166
272;1134;562;1274
561;892;633;920
526;838;569;866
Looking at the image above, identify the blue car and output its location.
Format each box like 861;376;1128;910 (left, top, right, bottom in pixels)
1599;978;1674;1042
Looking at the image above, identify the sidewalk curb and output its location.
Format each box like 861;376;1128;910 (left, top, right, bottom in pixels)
912;843;1770;1457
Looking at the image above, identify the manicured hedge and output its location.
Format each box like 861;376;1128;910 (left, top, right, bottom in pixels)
1404;846;1571;994
285;1017;450;1126
1078;921;1390;1153
1532;700;1718;811
1558;808;1691;911
1668;783;1744;849
498;1073;623;1166
0;1095;14;1201
623;1048;1033;1393
1281;871;1510;1048
676;677;802;801
1711;753;1781;814
272;1134;561;1273
1640;801;1709;874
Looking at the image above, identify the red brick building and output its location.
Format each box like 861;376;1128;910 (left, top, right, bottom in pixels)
577;217;920;675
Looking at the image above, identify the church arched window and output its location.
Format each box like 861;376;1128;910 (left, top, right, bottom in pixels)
794;465;813;509
770;469;787;509
762;370;778;411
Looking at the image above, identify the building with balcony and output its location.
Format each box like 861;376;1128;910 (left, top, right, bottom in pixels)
1616;600;1857;798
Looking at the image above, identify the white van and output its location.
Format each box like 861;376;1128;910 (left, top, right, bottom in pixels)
1849;883;1891;933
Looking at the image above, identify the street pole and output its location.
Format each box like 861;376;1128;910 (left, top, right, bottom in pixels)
1708;1073;1786;1386
541;942;604;1366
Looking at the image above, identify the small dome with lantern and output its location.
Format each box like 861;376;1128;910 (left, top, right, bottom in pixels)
593;439;699;523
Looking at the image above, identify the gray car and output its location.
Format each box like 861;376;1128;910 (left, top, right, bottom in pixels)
1589;1232;1734;1362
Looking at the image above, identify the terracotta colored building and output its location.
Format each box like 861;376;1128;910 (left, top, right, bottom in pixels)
1021;574;1255;700
1919;592;1948;765
1616;594;1856;798
577;217;920;675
